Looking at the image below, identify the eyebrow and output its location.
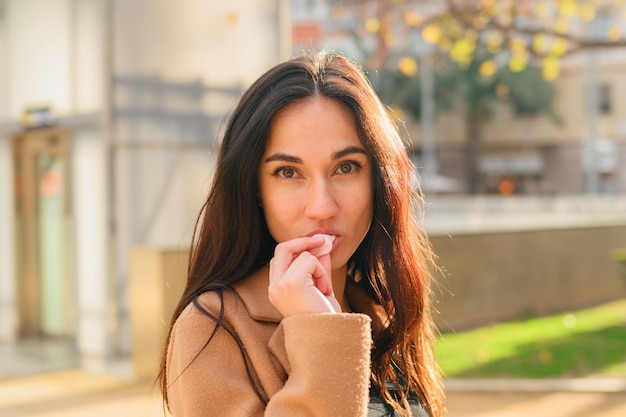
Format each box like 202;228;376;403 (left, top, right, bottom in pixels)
264;145;368;163
332;146;368;160
264;153;303;164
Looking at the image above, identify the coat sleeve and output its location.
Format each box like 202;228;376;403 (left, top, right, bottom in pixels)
267;313;372;417
166;302;372;417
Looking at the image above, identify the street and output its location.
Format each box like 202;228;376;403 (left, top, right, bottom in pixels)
2;370;626;417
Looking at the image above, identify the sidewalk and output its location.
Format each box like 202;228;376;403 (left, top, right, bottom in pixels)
1;370;626;417
0;370;166;417
445;378;626;417
447;390;626;417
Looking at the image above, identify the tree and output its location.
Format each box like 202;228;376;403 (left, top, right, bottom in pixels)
327;0;626;192
369;49;559;193
330;0;626;77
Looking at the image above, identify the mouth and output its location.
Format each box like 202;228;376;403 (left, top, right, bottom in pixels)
312;233;336;241
313;233;335;251
309;233;338;256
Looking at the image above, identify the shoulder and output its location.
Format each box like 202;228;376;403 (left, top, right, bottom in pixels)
170;291;229;351
173;288;243;333
167;289;251;377
172;266;280;334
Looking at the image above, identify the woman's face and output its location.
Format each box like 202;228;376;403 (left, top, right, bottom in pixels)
259;96;373;271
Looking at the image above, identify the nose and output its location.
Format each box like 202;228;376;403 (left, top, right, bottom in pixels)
304;177;339;220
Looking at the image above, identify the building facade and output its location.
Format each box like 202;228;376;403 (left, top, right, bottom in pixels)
0;0;290;373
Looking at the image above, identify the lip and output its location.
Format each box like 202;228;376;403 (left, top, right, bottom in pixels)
306;229;341;238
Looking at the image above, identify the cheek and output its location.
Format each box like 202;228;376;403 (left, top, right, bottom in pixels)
356;194;374;231
353;181;374;219
260;191;297;242
341;184;373;235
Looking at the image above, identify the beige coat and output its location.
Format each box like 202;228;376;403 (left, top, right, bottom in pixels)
166;266;387;417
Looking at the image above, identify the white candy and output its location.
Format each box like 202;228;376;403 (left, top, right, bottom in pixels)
311;234;335;256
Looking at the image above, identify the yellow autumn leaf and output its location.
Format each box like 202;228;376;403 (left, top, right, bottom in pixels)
450;38;476;63
509;54;528;72
559;0;578;17
535;1;550;18
473;15;489;30
422;24;442;44
226;11;239;27
398;56;418;77
579;4;596;21
542;57;560;81
479;60;498;78
365;17;380;33
551;37;568;57
555;18;569;34
404;10;422;27
487;31;503;54
608;26;621;42
509;38;527;54
533;33;548;53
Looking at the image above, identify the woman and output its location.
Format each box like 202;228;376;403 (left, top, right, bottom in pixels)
159;50;446;417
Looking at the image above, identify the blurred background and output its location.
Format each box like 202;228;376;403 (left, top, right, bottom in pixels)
0;0;625;416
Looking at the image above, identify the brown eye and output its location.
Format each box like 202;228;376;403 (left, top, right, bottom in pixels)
277;167;297;178
337;162;360;174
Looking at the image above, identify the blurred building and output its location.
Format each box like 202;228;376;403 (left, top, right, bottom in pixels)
435;51;626;195
291;0;626;195
0;0;290;372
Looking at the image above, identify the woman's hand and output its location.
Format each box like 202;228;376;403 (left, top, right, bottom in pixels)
268;236;341;316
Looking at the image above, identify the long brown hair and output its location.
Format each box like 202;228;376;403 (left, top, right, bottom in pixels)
158;50;445;416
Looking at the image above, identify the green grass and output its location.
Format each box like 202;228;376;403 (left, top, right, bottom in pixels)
435;298;626;379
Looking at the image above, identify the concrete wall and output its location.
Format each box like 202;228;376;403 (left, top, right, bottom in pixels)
431;225;626;332
0;0;105;120
129;247;187;380
114;0;291;88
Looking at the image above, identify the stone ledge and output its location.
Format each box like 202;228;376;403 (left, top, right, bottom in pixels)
445;378;626;393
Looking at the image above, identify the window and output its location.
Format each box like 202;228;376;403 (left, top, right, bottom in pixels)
598;84;611;114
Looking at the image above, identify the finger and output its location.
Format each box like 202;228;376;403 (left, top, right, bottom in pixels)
315;253;332;295
269;251;324;291
268;252;337;315
285;250;332;297
271;236;326;278
289;251;329;291
309;234;334;257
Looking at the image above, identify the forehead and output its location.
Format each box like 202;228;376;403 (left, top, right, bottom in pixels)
266;96;363;151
